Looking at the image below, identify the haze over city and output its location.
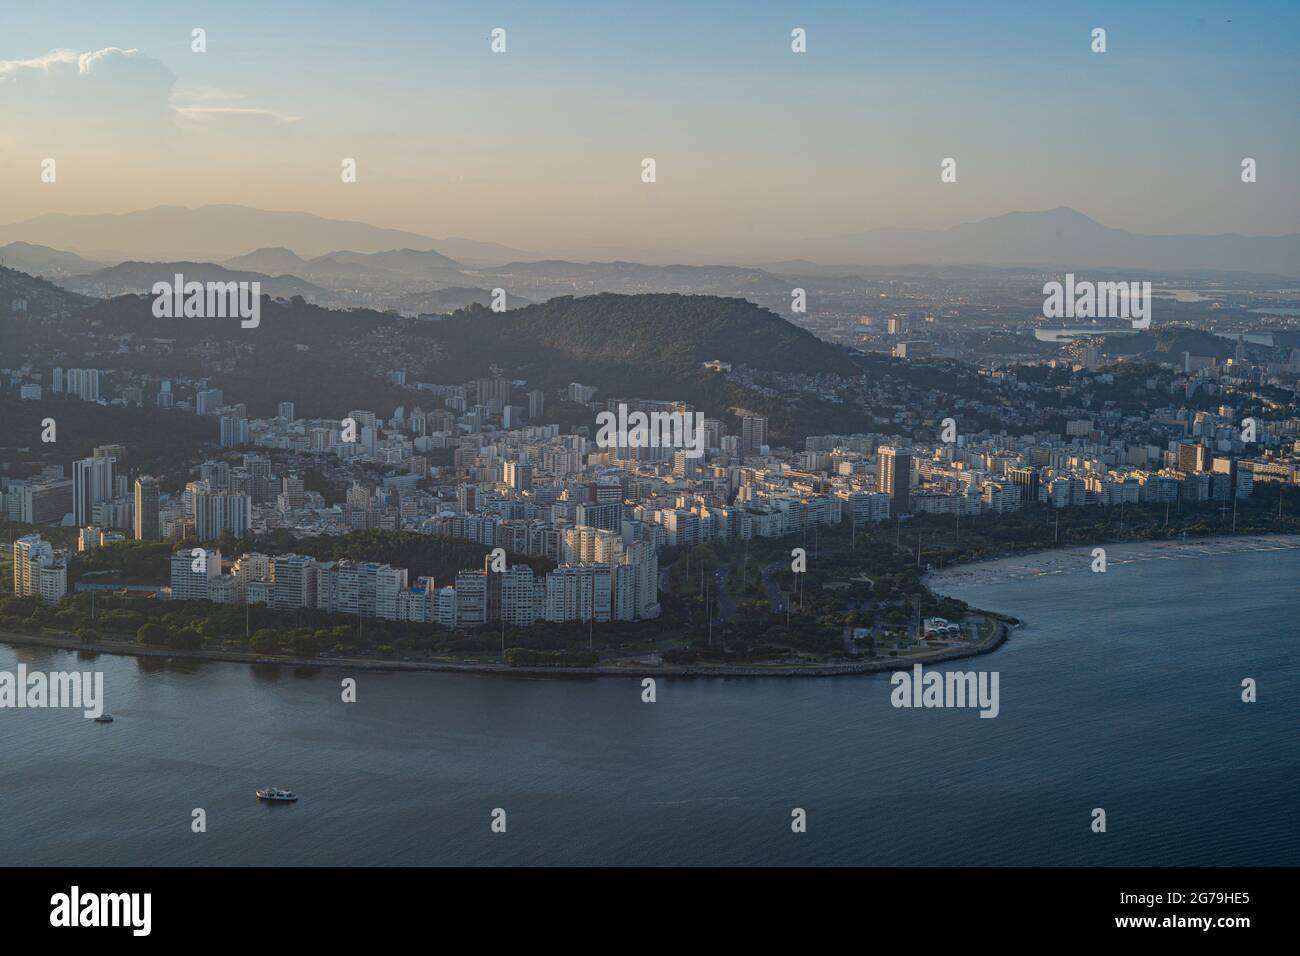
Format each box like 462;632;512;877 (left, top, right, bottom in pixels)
1;0;1297;256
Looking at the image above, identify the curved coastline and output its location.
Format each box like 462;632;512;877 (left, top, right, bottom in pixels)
6;532;1296;680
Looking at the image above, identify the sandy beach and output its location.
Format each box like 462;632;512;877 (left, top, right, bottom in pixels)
928;533;1300;591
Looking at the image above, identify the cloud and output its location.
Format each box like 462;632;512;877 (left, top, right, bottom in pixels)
173;86;247;104
0;47;175;123
176;106;303;126
0;46;160;79
0;47;300;130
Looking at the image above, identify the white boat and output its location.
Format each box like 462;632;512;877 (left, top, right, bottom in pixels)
93;715;114;723
255;787;298;802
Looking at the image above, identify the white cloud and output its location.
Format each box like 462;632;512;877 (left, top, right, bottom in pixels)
177;106;303;125
0;47;300;128
0;46;149;77
0;47;175;119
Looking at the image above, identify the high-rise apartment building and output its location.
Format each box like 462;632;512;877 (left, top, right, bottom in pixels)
169;548;222;601
270;554;319;610
574;501;622;532
65;368;100;401
134;476;160;540
13;534;67;603
1177;442;1210;474
740;416;768;457
12;478;73;525
281;475;305;510
73;456;115;526
194;489;252;540
878;445;913;516
504;461;533;492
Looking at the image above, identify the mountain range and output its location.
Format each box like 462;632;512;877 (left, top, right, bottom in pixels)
800;207;1300;276
0;204;1295;275
223;246;473;292
0;205;442;262
58;261;335;303
0;241;104;277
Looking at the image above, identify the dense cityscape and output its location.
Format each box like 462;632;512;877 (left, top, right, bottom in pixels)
5;304;1298;664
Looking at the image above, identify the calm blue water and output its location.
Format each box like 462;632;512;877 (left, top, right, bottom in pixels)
1;547;1295;866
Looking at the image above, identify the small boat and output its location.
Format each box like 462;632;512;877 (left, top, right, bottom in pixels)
255;787;298;802
93;715;114;723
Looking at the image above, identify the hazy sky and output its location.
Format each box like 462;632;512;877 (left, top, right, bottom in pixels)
1;0;1296;249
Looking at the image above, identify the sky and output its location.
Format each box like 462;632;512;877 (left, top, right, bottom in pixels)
0;0;1297;251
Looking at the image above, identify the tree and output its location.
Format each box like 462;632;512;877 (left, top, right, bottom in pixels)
101;609;145;633
290;633;321;658
136;622;168;645
250;628;281;653
168;627;203;650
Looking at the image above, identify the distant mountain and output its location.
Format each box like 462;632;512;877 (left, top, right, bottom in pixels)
500;208;1300;276
0;205;443;261
222;246;472;293
62;261;334;302
308;248;468;286
4;203;1292;279
223;246;310;275
425;237;534;268
321;247;461;271
760;259;871;278
797;207;1300;276
0;241;103;278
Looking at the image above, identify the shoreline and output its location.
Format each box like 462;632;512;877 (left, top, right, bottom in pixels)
0;623;1007;680
7;531;1293;682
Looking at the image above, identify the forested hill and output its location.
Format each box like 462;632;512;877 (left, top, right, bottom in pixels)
422;293;860;379
3;288;866;431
